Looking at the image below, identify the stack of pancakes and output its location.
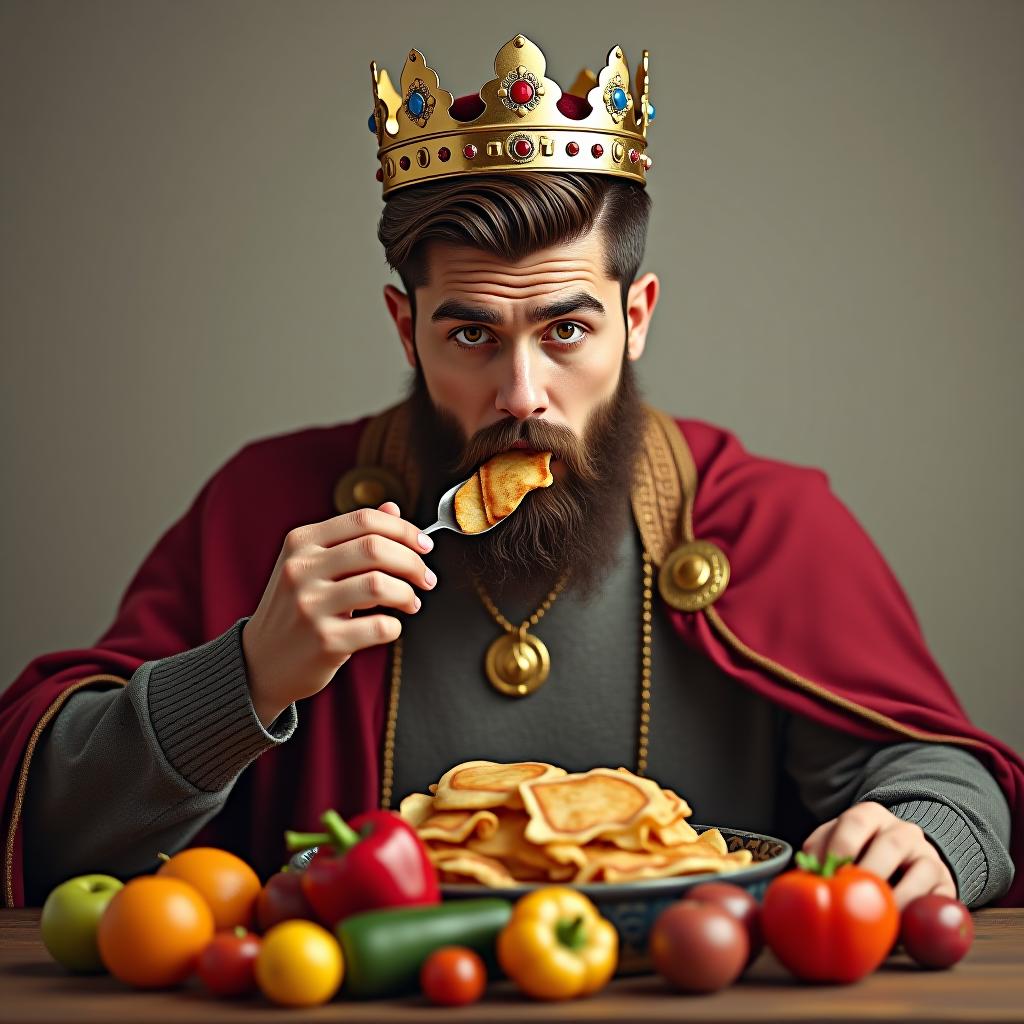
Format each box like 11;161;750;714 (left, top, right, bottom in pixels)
399;760;753;886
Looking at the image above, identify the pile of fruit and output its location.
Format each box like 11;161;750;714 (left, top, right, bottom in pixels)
39;810;976;1007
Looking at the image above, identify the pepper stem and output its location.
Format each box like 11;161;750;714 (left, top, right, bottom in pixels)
285;830;331;853
556;915;588;951
321;809;362;853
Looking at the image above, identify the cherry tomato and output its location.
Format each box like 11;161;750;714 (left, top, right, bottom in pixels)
649;901;748;993
686;882;763;968
256;870;317;933
420;946;487;1006
97;876;214;988
197;927;261;997
157;847;261;931
762;852;899;983
255;920;344;1007
900;894;974;969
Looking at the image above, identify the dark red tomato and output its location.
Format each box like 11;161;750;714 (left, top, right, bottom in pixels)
419;945;487;1006
649;902;748;993
687;882;763;968
256;871;317;933
900;894;974;969
196;928;261;997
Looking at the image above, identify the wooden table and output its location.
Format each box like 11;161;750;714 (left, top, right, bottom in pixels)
1;908;1020;1023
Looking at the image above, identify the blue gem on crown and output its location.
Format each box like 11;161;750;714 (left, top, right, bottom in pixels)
403;79;435;127
612;87;628;111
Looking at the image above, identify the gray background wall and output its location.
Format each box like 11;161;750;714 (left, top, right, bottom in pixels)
2;0;1021;752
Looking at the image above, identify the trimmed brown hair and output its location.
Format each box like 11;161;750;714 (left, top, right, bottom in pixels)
377;173;651;304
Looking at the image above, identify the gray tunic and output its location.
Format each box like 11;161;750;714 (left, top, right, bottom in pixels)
20;503;1015;907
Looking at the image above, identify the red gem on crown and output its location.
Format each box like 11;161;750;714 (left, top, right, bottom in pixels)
399;156;411;170
375;168;383;182
513;138;534;158
566;142;579;156
591;144;604;158
509;79;535;105
628;148;639;163
463;144;478;159
438;146;451;162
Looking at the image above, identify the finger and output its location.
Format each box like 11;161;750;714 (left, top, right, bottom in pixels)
856;825;917;885
378;501;401;517
334;613;403;653
818;811;883;864
801;820;836;861
891;857;954;911
303;507;433;555
324;533;436;591
318;571;421;616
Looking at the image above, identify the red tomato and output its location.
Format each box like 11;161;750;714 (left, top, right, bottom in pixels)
649;902;748;993
900;894;974;969
197;928;262;997
419;946;487;1006
762;852;899;983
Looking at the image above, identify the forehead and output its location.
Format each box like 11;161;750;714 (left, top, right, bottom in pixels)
419;225;614;303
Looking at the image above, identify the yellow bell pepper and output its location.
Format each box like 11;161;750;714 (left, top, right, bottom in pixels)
497;886;618;1000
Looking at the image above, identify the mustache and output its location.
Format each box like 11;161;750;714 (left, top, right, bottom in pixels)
453;416;599;483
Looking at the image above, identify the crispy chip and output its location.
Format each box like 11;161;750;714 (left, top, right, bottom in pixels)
433;760;566;811
428;848;517;887
478;450;553;523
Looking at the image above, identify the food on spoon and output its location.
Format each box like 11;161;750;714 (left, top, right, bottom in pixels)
454;450;554;533
399;761;754;887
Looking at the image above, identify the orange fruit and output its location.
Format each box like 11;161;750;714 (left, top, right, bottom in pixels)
97;876;214;988
157;847;261;930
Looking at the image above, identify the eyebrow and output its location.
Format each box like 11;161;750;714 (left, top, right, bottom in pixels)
430;291;606;325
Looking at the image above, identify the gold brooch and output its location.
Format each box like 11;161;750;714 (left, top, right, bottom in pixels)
658;540;730;612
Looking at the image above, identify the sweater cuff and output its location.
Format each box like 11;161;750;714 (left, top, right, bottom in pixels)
885;799;987;906
147;617;297;792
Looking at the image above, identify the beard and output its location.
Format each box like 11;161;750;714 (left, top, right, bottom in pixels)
407;358;646;597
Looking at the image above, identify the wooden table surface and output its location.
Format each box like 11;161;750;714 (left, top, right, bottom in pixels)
1;908;1021;1023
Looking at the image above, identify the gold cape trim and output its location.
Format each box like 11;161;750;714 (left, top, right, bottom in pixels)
5;675;128;907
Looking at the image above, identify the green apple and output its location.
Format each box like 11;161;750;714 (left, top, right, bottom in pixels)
40;874;123;972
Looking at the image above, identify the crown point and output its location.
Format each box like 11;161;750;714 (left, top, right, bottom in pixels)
463;144;478;159
438;146;451;162
566;141;579;156
591;143;604;158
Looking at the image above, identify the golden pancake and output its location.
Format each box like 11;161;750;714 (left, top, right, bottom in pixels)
520;768;677;845
479;450;554;523
432;760;567;811
427;847;518;887
453;473;489;534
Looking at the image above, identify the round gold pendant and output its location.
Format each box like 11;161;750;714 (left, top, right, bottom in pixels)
484;629;551;697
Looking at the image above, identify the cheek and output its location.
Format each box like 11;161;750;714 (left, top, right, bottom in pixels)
420;357;487;436
552;345;622;430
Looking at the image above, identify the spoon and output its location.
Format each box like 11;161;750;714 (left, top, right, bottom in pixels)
420;477;503;536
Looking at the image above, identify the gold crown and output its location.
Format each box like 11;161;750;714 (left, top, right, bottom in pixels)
369;34;653;196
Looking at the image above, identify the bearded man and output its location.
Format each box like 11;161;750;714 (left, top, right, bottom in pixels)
1;35;1020;911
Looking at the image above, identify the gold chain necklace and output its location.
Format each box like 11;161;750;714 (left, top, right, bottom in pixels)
380;551;655;810
475;573;567;697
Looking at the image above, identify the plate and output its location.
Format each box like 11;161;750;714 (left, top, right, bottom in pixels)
290;824;792;975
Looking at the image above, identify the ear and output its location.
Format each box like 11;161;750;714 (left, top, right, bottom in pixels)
624;272;660;361
383;284;416;368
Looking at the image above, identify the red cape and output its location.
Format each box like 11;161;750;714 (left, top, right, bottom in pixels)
3;415;1021;906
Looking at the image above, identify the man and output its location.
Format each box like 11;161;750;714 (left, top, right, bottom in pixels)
1;34;1020;910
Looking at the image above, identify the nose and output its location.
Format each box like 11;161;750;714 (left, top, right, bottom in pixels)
495;347;548;420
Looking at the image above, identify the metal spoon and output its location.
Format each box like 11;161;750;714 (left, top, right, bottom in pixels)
420;477;504;536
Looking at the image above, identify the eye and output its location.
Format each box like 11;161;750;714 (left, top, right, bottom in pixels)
450;325;493;348
548;322;587;345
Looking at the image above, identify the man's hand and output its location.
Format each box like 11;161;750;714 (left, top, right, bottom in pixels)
241;501;435;727
801;801;957;910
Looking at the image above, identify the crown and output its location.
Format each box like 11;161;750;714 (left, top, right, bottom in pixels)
369;34;653;196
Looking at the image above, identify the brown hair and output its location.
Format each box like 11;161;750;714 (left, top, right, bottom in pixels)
377;173;651;304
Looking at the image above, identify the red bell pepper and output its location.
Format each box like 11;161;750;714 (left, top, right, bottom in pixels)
285;809;439;928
